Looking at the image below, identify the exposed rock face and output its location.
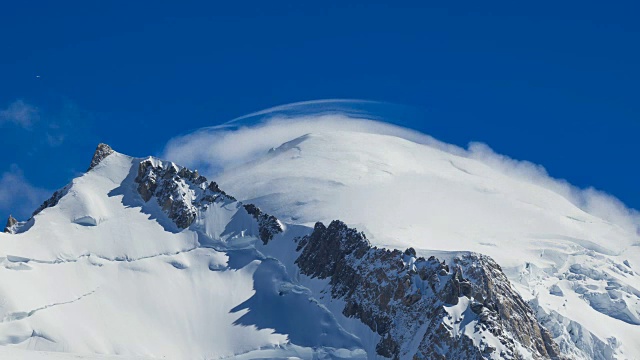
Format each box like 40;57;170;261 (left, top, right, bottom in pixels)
4;215;18;233
243;204;283;244
135;158;227;228
133;158;282;243
452;253;563;359
88;143;115;171
294;220;564;360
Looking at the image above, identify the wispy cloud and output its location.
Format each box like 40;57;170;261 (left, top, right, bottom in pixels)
1;97;95;151
465;142;640;235
0;165;50;221
0;100;39;129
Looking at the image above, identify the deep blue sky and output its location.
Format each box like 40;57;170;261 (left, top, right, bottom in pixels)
1;1;638;219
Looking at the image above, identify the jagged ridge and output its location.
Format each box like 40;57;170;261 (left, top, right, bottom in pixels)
293;220;565;360
134;157;283;243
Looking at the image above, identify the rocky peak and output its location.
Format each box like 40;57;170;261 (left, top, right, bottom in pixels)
3;215;18;234
88;143;115;171
243;204;283;244
135;158;220;229
293;220;564;360
133;158;282;243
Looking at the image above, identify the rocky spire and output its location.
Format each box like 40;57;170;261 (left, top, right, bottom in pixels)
88;143;115;171
4;215;17;234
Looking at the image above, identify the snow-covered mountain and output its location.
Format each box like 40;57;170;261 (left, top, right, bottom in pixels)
214;130;640;360
1;117;639;359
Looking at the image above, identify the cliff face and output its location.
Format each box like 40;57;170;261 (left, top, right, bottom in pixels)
294;220;564;360
134;157;282;243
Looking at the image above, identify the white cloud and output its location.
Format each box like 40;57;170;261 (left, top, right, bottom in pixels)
464;141;640;234
162;100;639;235
0;165;50;221
0;98;92;148
163;100;464;173
0;100;39;128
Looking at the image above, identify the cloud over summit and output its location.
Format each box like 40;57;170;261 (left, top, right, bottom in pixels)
162;100;639;236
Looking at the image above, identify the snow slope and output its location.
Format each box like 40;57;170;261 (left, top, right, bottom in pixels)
217;130;640;359
0;151;366;359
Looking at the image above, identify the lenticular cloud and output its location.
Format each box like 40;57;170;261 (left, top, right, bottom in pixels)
162;99;639;236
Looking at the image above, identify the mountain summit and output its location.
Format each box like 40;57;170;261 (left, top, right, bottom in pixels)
88;143;115;171
0;136;637;360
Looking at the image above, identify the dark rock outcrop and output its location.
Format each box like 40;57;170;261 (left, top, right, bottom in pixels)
4;215;17;233
453;253;563;359
133;158;282;243
243;204;283;244
294;220;564;360
135;158;226;229
88;143;115;171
